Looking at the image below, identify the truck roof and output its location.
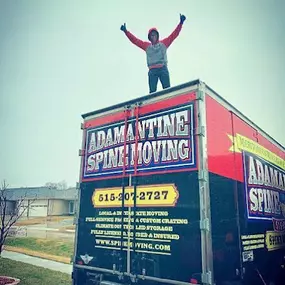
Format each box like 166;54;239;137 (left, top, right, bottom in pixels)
81;79;200;119
81;79;285;151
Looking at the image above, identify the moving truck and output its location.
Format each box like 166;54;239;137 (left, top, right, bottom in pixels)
72;79;285;285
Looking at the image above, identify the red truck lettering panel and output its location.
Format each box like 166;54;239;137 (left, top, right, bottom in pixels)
205;95;285;182
206;95;241;181
206;94;285;223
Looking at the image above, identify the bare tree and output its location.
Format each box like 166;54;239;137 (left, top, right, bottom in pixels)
45;182;57;189
56;180;67;191
45;180;67;190
0;180;34;255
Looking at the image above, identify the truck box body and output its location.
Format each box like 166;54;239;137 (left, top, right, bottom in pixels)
72;80;285;285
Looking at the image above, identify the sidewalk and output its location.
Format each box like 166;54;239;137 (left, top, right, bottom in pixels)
2;250;72;274
26;226;75;233
11;225;75;233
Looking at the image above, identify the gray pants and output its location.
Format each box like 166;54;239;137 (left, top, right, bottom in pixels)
148;66;170;93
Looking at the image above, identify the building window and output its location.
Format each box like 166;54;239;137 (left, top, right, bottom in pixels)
69;201;75;214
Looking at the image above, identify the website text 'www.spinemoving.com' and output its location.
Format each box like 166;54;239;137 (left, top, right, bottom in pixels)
95;239;171;252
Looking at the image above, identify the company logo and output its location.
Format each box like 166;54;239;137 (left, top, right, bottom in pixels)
243;151;285;221
83;104;196;180
80;254;93;264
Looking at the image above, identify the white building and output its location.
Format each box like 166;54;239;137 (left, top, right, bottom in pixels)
5;187;78;217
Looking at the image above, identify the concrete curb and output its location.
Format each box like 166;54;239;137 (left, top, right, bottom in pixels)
10;225;75;233
2;251;72;274
4;246;71;264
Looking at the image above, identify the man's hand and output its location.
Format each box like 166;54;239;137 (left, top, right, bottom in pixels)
120;23;127;32
180;14;186;24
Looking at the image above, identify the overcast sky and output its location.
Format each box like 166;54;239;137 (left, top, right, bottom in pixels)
0;0;284;188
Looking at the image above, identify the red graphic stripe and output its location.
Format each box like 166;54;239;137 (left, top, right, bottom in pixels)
139;92;196;116
206;94;285;182
84;112;126;129
84;92;196;130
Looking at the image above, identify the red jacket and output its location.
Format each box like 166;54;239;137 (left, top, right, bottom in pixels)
124;23;183;69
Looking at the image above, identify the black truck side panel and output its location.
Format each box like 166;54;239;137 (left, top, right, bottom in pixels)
205;90;285;285
209;173;241;284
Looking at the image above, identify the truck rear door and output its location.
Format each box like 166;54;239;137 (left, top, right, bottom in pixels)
74;83;213;284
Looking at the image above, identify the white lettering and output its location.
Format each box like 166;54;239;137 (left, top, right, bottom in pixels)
143;141;152;164
179;140;189;160
97;131;105;151
257;188;264;212
127;123;134;142
105;128;113;147
247;155;285;191
88;133;96;153
95;152;104;170
264;165;271;186
249;187;280;215
146;118;157;138
270;167;279;188
87;154;95;171
249;188;258;212
113;126;125;145
152;141;162;163
138;121;146;140
85;109;194;173
162;113;175;137
248;156;258;185
176;110;189;136
279;172;284;189
256;159;264;185
166;140;178;161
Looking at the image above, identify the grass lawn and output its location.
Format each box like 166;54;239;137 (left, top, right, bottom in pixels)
4;237;74;263
5;237;74;258
0;257;71;285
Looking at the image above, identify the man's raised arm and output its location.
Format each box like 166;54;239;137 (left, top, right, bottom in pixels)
120;23;149;51
161;14;186;48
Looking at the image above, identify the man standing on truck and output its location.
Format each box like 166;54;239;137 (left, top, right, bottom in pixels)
120;14;186;94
